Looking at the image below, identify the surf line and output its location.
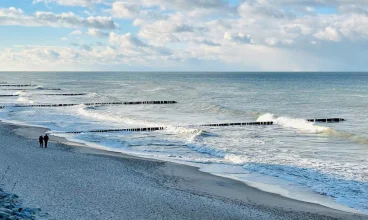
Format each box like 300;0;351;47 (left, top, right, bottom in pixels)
56;122;274;134
48;118;346;134
0;101;178;108
201;118;345;127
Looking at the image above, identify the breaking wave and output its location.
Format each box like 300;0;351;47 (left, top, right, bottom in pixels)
35;86;61;90
13;91;27;96
257;113;368;145
16;96;34;104
257;113;330;133
76;105;205;136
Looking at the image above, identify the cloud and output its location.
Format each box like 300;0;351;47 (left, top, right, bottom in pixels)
3;0;368;71
34;0;234;12
314;27;343;42
110;2;140;19
0;7;117;29
0;41;176;71
69;30;82;35
87;28;109;38
110;32;148;48
264;37;279;46
138;0;231;11
238;1;295;20
224;32;254;44
32;0;106;8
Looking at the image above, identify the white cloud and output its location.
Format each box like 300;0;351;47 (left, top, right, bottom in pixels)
3;0;368;71
224;32;254;44
32;0;105;8
110;2;140;19
0;7;117;29
70;30;82;35
314;27;343;42
265;37;279;46
87;28;109;38
110;32;148;48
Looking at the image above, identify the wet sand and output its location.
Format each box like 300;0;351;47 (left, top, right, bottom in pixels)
0;122;366;220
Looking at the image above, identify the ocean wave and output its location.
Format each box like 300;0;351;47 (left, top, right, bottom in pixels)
325;129;368;145
243;162;368;212
257;113;330;134
186;127;225;158
35;86;61;90
178;102;258;117
143;87;166;92
16;96;34;104
13;91;27;96
257;113;368;145
186;143;226;158
76;105;205;136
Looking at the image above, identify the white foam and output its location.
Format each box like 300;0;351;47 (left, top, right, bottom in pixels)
13;91;26;96
186;143;226;158
16;96;34;104
35;86;44;90
76;105;203;135
257;113;330;134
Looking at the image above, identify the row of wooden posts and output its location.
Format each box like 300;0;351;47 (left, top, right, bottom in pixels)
0;101;178;108
0;93;87;97
59;118;345;134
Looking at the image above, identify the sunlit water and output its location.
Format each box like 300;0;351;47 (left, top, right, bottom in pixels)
0;72;367;212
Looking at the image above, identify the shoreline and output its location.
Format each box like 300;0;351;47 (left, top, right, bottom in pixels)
13;121;364;214
1;121;367;219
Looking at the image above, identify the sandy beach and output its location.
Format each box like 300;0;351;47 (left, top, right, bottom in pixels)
0;122;366;220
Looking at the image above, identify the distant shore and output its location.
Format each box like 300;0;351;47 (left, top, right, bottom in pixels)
0;121;366;220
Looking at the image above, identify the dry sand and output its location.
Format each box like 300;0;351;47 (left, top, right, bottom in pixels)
0;122;366;220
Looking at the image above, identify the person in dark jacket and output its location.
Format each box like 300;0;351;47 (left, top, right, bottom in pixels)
44;134;49;148
39;135;44;148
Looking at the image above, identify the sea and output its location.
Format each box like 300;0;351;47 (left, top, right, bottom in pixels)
0;72;367;213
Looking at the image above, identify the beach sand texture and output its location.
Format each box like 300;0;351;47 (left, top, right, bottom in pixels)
0;122;366;220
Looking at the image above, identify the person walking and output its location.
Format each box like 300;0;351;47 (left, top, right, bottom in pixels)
44;134;49;148
39;135;44;148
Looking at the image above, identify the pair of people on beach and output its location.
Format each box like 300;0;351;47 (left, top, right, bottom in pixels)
39;134;49;148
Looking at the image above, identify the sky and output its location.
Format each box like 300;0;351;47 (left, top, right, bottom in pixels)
0;0;367;71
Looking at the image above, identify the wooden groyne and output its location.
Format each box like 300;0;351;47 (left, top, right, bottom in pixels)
0;101;177;108
1;89;61;91
0;84;34;87
40;93;87;96
59;122;273;134
307;118;345;123
0;93;87;97
64;127;165;134
201;122;274;127
201;118;345;127
51;118;346;134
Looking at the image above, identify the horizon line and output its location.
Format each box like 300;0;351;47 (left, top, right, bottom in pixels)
1;71;368;73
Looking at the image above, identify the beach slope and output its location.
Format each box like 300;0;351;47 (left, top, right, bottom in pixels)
0;122;366;220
